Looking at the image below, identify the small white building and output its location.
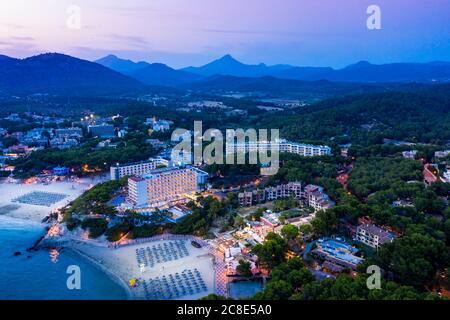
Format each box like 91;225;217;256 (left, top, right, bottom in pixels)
147;117;174;132
402;150;418;159
435;150;450;158
443;170;450;183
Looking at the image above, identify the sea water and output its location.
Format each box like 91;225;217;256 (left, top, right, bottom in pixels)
0;216;127;300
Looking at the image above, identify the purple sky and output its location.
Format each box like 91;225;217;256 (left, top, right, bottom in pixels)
0;0;449;68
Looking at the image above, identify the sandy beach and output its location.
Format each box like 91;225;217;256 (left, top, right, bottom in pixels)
0;176;107;222
55;237;217;300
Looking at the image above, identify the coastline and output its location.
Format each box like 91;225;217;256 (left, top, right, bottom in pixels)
63;244;133;300
48;234;220;300
0;215;129;300
3;216;134;299
0;177;132;299
0;178;105;223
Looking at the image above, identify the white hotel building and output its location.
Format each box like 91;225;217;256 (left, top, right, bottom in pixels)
128;166;208;208
226;139;331;157
110;157;169;180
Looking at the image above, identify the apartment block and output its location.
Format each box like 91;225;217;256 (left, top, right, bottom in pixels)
265;182;303;201
238;182;334;212
355;223;396;249
238;182;302;206
88;124;115;138
226;139;331;157
304;184;335;211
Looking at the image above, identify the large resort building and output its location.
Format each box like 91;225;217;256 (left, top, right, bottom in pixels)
226;139;331;157
128;166;208;209
110;157;169;180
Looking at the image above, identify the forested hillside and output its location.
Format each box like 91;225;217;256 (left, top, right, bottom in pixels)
259;84;450;145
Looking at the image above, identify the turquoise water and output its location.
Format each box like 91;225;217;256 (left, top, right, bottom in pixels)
228;280;263;299
0;216;127;300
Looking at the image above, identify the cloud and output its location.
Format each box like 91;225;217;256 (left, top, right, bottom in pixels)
200;28;350;38
0;40;35;51
10;36;34;41
104;34;151;49
0;23;26;30
93;4;159;14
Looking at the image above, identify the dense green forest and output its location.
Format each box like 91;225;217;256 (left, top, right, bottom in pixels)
248;152;450;300
347;157;423;198
258;84;450;146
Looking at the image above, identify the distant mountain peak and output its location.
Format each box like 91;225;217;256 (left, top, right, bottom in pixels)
182;56;450;83
98;54;149;65
214;54;242;65
96;54;135;64
182;54;272;77
95;54;151;75
347;60;373;69
99;54;120;61
220;54;236;60
23;52;85;64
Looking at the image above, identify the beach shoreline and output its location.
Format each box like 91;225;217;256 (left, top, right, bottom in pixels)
0;177;107;223
0;177;135;299
45;233;221;300
64;244;134;300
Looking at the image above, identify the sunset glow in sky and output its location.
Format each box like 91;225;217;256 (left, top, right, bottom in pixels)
0;0;449;68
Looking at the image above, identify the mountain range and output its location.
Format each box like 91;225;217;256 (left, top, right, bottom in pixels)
182;54;294;78
97;54;450;86
182;55;450;83
0;52;449;97
0;53;143;96
95;55;202;86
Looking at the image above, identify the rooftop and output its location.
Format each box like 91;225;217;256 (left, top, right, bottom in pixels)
315;238;363;266
129;176;145;182
358;223;396;241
